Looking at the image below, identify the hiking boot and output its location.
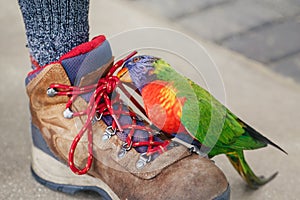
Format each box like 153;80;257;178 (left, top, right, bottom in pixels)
26;35;230;200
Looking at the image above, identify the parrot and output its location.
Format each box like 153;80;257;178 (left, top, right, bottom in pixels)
117;55;287;189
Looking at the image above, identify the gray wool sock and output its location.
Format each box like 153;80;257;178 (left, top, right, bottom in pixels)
18;0;90;67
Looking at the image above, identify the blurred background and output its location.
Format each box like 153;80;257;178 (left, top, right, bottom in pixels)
127;0;300;83
1;0;299;199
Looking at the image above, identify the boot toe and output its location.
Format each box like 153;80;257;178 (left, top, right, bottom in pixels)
156;154;229;200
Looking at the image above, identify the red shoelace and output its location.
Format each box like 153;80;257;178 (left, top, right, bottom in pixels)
47;52;170;175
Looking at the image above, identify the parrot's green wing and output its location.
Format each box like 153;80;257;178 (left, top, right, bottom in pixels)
153;59;267;157
186;80;269;157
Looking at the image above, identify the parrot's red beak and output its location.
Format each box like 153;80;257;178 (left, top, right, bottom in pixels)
117;67;132;83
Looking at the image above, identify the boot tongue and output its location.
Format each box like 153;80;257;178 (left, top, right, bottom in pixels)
60;35;113;86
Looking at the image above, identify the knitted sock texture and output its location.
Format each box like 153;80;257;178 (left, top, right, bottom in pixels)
18;0;90;66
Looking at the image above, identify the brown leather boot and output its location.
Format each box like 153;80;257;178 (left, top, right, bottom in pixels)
26;35;230;200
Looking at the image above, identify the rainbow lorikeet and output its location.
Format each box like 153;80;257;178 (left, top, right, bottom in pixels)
117;55;287;189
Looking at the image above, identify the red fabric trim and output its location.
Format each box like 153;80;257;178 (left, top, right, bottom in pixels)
27;35;106;76
27;61;60;76
59;35;106;61
30;55;42;69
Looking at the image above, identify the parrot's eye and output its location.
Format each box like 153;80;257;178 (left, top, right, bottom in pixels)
133;57;141;63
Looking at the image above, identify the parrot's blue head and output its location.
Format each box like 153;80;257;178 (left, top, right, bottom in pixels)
118;55;159;91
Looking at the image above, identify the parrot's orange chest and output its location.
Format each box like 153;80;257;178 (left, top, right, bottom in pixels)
141;81;184;133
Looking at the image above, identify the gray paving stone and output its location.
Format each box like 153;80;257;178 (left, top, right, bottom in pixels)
254;0;300;17
271;52;300;83
178;0;282;41
129;0;300;83
222;19;300;63
132;0;230;19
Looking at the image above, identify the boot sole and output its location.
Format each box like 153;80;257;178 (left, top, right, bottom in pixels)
214;185;230;200
31;145;119;200
31;145;230;200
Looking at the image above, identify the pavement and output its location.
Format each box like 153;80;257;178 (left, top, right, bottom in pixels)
130;0;300;84
0;0;300;199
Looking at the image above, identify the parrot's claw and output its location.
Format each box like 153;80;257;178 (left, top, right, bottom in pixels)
171;137;207;157
189;146;208;158
246;171;278;189
226;152;279;189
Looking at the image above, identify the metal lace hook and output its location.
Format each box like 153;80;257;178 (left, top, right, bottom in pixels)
117;141;133;159
136;152;152;169
95;112;103;121
102;126;117;141
92;112;103;125
123;141;133;151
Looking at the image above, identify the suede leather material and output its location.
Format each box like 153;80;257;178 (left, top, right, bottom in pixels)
90;154;229;200
27;63;229;199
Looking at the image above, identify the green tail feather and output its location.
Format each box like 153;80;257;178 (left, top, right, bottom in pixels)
242;121;287;154
226;151;278;189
